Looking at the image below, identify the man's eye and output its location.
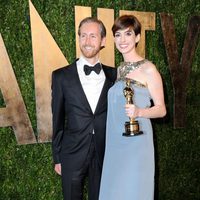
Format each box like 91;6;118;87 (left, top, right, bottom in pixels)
115;33;120;37
80;34;86;38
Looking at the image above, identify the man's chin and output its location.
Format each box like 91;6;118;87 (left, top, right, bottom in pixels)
82;52;97;59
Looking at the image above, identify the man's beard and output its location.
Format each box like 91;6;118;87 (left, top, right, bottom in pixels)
80;45;101;58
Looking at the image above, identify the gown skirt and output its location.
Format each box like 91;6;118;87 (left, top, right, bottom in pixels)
99;80;155;200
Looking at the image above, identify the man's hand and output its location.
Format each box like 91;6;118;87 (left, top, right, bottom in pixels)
54;163;61;175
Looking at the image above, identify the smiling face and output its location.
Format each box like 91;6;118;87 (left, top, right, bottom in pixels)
79;22;106;63
114;27;140;56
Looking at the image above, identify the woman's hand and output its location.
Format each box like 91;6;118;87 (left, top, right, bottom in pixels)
125;104;139;118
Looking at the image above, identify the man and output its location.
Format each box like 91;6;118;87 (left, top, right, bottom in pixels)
51;17;117;200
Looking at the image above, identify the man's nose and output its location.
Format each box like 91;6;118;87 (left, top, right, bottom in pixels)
85;36;91;45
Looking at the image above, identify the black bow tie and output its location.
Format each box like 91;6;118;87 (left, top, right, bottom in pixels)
84;63;102;75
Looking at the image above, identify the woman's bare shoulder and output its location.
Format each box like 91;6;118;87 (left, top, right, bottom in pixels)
141;60;158;75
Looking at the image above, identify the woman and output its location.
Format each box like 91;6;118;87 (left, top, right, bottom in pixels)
99;15;166;200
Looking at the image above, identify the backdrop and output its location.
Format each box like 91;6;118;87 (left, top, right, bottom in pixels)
0;0;199;199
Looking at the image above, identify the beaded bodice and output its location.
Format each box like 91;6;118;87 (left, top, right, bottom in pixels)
117;59;148;88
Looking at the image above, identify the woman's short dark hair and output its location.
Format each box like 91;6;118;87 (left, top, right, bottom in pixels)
112;15;141;36
78;17;106;38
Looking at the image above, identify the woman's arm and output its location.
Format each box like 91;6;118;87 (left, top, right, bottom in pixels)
126;63;166;119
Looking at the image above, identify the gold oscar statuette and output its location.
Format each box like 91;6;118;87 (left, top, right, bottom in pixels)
123;79;143;136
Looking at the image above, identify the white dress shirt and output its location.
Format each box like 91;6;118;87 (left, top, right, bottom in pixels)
77;56;106;113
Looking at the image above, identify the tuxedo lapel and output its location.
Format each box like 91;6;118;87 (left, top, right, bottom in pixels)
94;79;110;114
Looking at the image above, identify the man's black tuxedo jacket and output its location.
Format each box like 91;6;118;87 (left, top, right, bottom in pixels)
51;60;117;170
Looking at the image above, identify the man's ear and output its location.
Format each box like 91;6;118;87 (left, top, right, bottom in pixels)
101;37;106;49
